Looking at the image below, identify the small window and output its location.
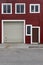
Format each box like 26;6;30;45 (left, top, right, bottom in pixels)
15;3;25;14
30;4;40;13
26;25;32;36
2;3;12;14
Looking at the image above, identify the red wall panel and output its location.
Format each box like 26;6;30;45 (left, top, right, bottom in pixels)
25;36;31;44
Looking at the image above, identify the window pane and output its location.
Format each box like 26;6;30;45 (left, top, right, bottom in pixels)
3;5;6;13
35;6;38;12
27;26;31;34
31;6;34;12
7;5;11;13
21;5;24;13
17;5;20;13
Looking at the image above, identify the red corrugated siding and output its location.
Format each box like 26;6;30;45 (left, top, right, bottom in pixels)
0;0;43;43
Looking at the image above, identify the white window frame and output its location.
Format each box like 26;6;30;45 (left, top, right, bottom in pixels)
15;3;26;14
1;3;12;14
30;4;40;13
26;25;32;36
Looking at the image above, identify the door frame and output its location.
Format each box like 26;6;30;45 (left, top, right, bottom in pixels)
31;26;40;44
2;20;25;44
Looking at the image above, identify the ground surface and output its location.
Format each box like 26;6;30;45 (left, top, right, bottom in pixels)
0;48;43;65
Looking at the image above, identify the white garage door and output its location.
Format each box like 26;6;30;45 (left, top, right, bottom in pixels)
3;21;24;43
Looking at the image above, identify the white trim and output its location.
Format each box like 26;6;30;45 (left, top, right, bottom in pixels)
1;3;12;14
2;20;25;44
32;26;40;44
30;4;40;13
26;25;32;44
2;21;3;43
15;3;26;14
26;25;32;36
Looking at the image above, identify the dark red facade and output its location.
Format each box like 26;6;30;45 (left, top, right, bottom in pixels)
0;0;43;44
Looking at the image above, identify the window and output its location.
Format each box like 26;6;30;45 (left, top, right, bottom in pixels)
2;3;12;14
26;25;32;36
30;4;40;13
15;3;25;14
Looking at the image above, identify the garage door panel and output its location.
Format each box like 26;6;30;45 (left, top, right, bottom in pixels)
4;22;24;43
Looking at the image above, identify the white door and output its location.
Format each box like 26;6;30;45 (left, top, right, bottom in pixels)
3;21;24;43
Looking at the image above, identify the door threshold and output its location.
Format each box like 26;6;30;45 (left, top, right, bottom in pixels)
32;43;38;45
